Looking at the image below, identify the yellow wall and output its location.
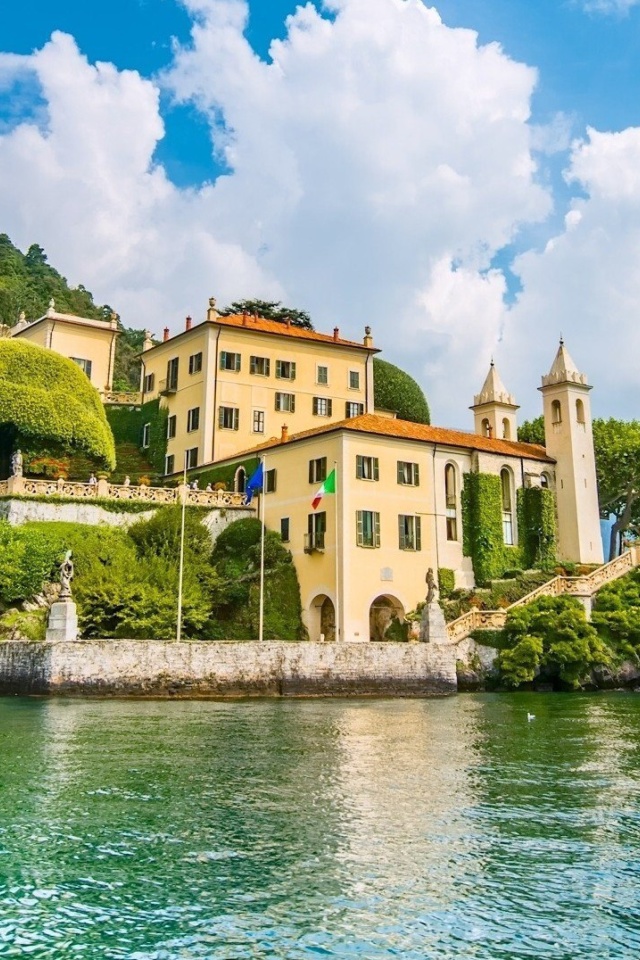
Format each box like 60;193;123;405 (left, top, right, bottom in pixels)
140;319;373;473
13;315;118;392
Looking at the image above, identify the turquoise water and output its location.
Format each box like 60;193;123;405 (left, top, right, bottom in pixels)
0;694;638;959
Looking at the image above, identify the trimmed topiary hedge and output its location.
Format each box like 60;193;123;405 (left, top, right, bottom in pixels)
0;339;115;469
373;358;430;424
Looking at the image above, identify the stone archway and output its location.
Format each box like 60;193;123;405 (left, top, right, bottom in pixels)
369;595;405;642
234;466;247;494
308;594;336;642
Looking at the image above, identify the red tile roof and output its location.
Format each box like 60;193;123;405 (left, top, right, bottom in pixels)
215;313;378;351
224;413;553;463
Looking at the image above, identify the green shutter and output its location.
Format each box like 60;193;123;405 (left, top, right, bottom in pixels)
275;394;280;411
291;394;295;413
356;455;363;479
416;516;422;551
309;460;314;484
327;399;333;417
233;409;239;431
250;356;256;374
414;464;420;486
219;351;227;370
373;458;379;481
218;407;224;428
276;360;282;378
290;362;296;381
374;513;381;548
397;462;403;484
356;511;363;546
398;515;406;550
235;353;241;372
265;359;271;376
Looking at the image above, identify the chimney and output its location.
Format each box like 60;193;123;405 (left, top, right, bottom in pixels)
207;296;218;322
333;327;339;341
286;317;291;328
163;327;170;342
142;329;154;352
363;325;373;348
185;315;192;331
242;311;248;326
281;424;289;443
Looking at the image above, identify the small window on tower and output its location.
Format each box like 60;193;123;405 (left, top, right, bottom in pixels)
552;399;562;424
576;399;585;425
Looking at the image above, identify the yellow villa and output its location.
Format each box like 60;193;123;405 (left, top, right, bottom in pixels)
138;299;378;474
9;300;119;395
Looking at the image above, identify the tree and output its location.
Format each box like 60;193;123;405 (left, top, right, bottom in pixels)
373;357;430;424
113;324;145;392
0;339;116;472
220;299;314;330
519;415;640;560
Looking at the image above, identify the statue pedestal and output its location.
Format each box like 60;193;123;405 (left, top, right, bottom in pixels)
46;600;78;642
420;601;448;644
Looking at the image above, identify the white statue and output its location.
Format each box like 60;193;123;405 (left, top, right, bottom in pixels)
59;551;74;600
10;449;23;477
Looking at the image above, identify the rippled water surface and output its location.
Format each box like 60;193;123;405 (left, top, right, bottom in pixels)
0;694;639;958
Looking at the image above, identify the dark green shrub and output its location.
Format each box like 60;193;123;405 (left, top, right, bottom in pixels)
128;506;212;562
373;358;430;424
592;567;640;662
0;521;61;606
438;568;455;599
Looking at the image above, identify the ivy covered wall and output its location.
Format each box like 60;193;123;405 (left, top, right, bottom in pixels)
462;472;557;584
190;456;260;490
517;486;557;571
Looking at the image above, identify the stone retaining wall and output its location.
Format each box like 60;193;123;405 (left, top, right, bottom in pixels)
0;640;457;698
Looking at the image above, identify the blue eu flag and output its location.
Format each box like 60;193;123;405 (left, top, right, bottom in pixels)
245;462;264;503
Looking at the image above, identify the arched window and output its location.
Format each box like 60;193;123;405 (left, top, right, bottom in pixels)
234;466;247;493
540;472;550;490
502;418;511;440
501;468;514;545
445;464;458;541
576;398;585;425
551;399;562;424
481;418;491;438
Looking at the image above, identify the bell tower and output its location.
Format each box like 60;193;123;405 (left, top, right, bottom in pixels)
539;340;603;564
471;361;519;440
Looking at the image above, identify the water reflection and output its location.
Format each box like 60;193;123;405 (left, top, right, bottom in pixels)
0;695;638;959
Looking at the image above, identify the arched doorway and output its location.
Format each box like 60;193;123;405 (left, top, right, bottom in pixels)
369;595;405;641
234;466;247;493
309;594;336;642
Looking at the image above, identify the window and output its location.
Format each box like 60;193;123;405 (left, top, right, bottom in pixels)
501;468;514;546
165;454;175;475
502;418;511;440
349;370;360;390
219;406;239;430
552;399;562;424
167;357;179;391
72;357;92;379
306;512;326;552
316;365;328;385
167;415;177;440
309;457;327;484
398;515;422;551
250;355;270;377
265;469;277;493
253;409;265;434
142;423;151;449
540;472;550;490
188;352;203;375
143;372;155;393
356;510;381;548
187;407;200;432
313;397;333;417
481;417;491;438
445;464;458;541
346;402;364;418
576;398;585;424
220;351;241;372
186;447;198;469
356;455;379;481
276;360;296;380
280;518;290;543
275;392;295;413
397;461;420;486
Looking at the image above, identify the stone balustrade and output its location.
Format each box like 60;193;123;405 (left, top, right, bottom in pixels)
102;391;142;405
1;475;252;510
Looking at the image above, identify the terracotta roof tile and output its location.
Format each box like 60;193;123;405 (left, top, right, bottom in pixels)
224;413;553;463
215;313;378;351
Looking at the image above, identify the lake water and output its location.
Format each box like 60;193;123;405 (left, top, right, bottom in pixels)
0;693;638;959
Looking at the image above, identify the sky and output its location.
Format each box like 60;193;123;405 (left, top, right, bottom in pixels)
2;0;640;427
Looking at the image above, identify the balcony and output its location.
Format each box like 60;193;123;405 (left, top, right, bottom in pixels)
304;532;325;554
159;378;177;396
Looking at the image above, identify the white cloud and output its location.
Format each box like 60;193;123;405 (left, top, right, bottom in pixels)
577;0;639;14
0;0;555;426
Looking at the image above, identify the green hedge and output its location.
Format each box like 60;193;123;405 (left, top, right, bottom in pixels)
105;406;144;445
0;339;115;469
517;486;557;570
461;472;523;584
190;457;260;490
373;358;430;424
438;568;455;598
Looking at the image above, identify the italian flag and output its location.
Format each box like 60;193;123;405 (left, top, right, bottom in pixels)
312;469;336;510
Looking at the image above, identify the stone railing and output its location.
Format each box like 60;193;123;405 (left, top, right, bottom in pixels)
448;548;640;644
1;475;253;510
102;390;142;405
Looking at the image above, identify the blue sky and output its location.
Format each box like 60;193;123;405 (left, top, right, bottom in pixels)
2;0;640;424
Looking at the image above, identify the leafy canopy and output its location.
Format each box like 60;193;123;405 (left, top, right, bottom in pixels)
220;299;313;330
0;339;116;469
373;357;430;424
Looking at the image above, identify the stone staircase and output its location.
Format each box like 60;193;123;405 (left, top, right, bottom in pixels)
447;546;640;645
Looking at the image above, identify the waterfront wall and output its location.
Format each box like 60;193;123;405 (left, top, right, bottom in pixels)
0;640;457;698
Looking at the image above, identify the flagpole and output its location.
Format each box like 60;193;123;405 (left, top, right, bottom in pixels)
259;454;266;642
334;459;340;642
176;451;187;643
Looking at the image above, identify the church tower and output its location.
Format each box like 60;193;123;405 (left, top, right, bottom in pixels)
471;361;519;440
539;340;603;564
